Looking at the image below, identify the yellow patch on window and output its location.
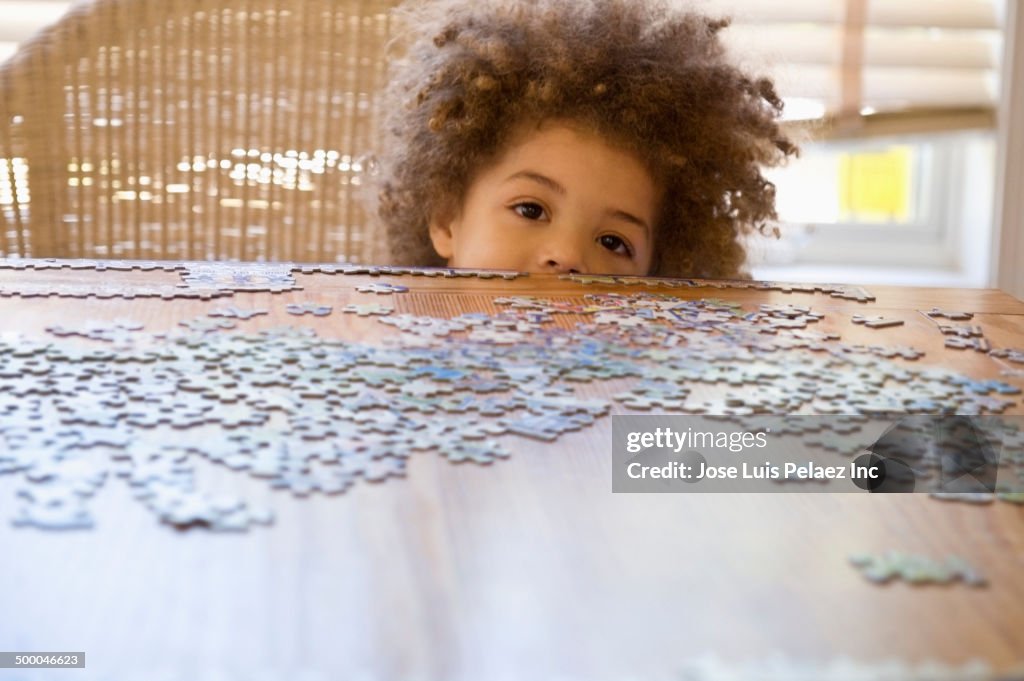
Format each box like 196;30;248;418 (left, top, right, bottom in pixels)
838;147;912;222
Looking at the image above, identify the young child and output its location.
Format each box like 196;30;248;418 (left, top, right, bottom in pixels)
374;0;797;279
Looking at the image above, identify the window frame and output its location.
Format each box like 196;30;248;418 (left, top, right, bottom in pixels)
751;129;994;278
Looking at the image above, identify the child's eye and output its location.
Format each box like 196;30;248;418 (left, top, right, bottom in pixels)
598;234;634;257
512;202;547;221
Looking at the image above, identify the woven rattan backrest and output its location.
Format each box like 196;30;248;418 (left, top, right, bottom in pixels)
0;0;398;262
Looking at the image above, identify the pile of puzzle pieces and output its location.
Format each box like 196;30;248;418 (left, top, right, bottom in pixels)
1;260;1023;535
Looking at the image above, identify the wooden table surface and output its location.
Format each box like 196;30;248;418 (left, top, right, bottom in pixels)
1;261;1023;681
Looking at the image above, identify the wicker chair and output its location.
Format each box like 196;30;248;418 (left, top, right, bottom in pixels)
0;0;399;262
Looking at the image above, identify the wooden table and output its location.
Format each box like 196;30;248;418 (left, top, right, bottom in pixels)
1;261;1023;681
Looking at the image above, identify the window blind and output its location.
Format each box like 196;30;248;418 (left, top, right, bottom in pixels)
0;0;1007;137
704;0;1004;135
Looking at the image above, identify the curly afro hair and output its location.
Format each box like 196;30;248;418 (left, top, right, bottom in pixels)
373;0;797;278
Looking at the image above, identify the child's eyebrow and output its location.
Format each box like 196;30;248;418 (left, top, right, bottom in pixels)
606;209;650;236
504;170;650;236
505;170;566;196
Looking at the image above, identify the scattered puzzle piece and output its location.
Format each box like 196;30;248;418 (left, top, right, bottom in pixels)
852;314;905;329
678;655;998;681
342;303;394;317
209;306;269;320
939;324;984;338
285;303;333;317
926;308;974;321
990;347;1024;364
945;336;992;352
179;317;237;333
848;551;986;587
356;282;409;295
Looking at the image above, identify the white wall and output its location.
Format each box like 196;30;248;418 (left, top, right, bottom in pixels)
993;0;1024;298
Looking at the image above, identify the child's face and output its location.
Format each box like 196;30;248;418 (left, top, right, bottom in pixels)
429;121;658;275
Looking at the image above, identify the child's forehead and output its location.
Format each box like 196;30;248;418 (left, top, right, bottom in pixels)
495;117;644;161
485;117;663;187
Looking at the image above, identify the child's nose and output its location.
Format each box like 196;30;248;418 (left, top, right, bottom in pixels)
536;235;586;274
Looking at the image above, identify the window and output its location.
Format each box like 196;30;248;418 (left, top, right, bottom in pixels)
697;0;1006;285
748;130;995;286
